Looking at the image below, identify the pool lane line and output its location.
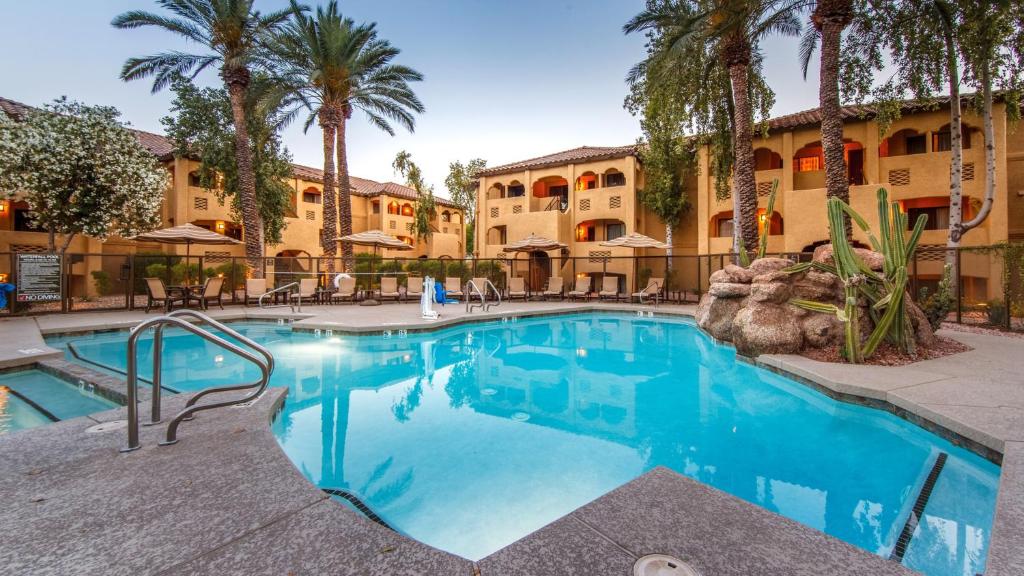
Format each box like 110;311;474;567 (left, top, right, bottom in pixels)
321;488;396;532
65;342;180;394
1;385;60;423
889;452;948;563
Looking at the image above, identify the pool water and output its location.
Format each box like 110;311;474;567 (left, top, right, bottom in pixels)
0;369;118;434
50;314;1000;575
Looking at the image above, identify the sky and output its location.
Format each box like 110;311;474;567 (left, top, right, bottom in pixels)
0;0;822;198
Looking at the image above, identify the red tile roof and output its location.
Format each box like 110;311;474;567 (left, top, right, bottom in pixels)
476;145;639;177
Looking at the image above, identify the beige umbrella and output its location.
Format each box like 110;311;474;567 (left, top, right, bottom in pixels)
600;232;672;293
131;223;241;284
335;230;413;306
504;234;567;293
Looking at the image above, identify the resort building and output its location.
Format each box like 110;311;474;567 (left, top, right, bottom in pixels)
0;96;464;295
476;98;1024;302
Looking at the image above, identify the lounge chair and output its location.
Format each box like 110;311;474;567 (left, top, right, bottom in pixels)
632;277;664;304
598;277;622;302
470;277;489;301
244;278;268;307
542;276;564;300
187;276;225;310
445;277;464;299
379;277;402;302
507;277;528;300
144;277;184;313
331;277;357;304
567;277;592;301
289;278;318;305
406;276;423;302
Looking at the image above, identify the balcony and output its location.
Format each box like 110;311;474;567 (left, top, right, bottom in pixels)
574;187;628;219
486;196;528;221
878;147;985;199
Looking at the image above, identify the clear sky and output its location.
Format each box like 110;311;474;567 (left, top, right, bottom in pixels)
0;0;822;198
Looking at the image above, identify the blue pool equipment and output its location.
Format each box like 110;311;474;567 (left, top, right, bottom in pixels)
0;282;14;309
433;281;457;304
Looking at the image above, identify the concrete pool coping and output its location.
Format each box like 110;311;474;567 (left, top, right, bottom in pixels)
1;302;1022;574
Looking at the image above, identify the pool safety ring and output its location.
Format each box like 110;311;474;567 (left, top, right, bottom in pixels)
633;554;700;576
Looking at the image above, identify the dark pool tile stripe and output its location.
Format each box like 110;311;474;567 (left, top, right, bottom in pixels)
321;487;396;532
2;385;60;422
890;452;948;563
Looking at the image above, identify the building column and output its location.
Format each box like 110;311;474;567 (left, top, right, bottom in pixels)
697;147;711;255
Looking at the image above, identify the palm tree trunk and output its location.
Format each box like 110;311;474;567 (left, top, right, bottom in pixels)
225;74;264;278
336;113;354;271
816;5;852;238
319;110;340;274
726;62;760;253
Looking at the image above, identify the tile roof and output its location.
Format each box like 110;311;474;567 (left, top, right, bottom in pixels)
476;145;639;177
2;95;458;209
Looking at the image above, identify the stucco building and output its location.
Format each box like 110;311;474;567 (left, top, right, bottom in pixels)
476;98;1024;302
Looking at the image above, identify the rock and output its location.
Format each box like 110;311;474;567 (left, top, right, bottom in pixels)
723;264;756;283
813;244;885;271
906;299;937;347
732;303;804;356
801;312;843;348
750;281;791;304
792;270;842;302
752;270;791;284
709;282;751;298
696;294;744;341
708;269;732;284
747;257;794;276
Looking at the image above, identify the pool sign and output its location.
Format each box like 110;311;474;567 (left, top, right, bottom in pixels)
16;253;61;302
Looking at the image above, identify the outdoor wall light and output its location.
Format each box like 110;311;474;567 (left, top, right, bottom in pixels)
215;221;225;231
0;200;7;213
0;273;8;283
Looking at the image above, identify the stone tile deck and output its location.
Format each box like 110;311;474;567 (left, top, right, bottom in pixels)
1;301;1023;575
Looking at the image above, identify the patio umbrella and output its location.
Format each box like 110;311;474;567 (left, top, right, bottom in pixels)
131;223;241;284
335;230;413;306
504;234;568;293
600;232;671;293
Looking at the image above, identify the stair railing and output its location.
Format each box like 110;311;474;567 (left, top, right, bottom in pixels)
259;281;300;312
466;280;486;313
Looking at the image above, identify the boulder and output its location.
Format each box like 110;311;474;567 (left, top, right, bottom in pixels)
750;281;791;304
792;270;842;302
696;293;744;341
752;270;791;284
709;264;756;284
813;244;885;272
747;257;794;276
709;282;751;298
906;299;937;347
732;303;804;356
800;311;844;349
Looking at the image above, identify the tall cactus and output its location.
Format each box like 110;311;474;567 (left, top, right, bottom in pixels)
790;188;927;363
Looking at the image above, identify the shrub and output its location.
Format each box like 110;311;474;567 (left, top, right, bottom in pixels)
90;270;113;296
986;300;1008;326
918;263;953;331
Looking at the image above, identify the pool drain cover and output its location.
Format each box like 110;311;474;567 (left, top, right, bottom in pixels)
85;420;127;434
633;554;700;576
510;412;530;422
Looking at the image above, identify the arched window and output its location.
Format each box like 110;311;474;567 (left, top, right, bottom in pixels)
401;203;414;216
441;210;452;222
487;183;506;200
302;187;322;204
387;201;400;215
507;180;526;197
758;210;784;235
188;170;203;187
575;171;598;191
603;169;626;187
575;219;626;242
711;211;734;238
793;140;865;185
933;123;974;151
753;148;783;170
487;225;507;245
879;129;926;157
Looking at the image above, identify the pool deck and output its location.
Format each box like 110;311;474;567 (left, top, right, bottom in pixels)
1;301;1022;575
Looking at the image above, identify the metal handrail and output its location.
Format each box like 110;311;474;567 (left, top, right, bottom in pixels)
637;282;662;307
259;281;300;312
121;314;271;452
465;280;486;313
482;278;502;311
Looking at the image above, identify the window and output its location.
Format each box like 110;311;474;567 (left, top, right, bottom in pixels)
906;134;927;155
576;223;596;242
388;201;400;215
508;184;526;197
372;202;380;214
716;218;734;238
933;126;972;151
188;171;202;187
796;156;821;172
606;222;625;241
605;172;626;187
14;207;45;232
302;191;322;204
441;211;451;222
401;203;414;216
907;206;950;230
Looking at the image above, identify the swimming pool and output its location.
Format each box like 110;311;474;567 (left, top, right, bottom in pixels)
0;369;118;434
50;313;1000;576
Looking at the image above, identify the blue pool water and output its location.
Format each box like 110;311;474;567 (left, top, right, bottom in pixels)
0;369;118;434
49;314;1000;575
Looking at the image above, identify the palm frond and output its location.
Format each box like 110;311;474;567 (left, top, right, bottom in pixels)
798;25;819;79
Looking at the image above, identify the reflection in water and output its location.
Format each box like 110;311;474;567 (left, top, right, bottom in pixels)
52;315;999;576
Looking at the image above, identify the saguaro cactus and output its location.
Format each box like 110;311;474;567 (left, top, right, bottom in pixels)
789;188;927;363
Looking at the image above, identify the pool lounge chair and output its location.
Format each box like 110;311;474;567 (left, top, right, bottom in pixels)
445;277;465;299
406;277;423;302
244;278;268;307
542;276;564;300
289;278;318;305
470;277;489;301
379;277;402;302
187;276;225;310
567;277;592;301
632;277;664;304
598;277;622;302
144;277;184;313
331;277;357;304
507;277;528;300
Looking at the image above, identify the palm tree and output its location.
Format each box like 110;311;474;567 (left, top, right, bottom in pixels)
272;1;424;269
625;0;802;254
113;0;292;277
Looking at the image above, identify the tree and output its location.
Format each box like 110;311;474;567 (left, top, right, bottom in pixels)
0;99;166;255
113;0;293;277
161;77;294;244
444;158;487;255
393;151;435;243
625;0;802;253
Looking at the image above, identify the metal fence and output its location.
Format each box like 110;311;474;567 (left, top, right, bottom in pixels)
1;245;1020;331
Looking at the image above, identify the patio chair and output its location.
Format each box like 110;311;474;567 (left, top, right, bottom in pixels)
632;277;664;304
470;277;488;302
598;277;623;302
405;276;423;302
331;277;357;304
379;277;402;302
144;277;184;313
289;278;318;305
445;277;465;299
507;277;528;300
567;276;592;301
244;278;268;307
187;276;225;310
542;276;564;301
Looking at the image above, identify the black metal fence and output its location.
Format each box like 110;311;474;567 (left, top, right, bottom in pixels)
1;244;1020;331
